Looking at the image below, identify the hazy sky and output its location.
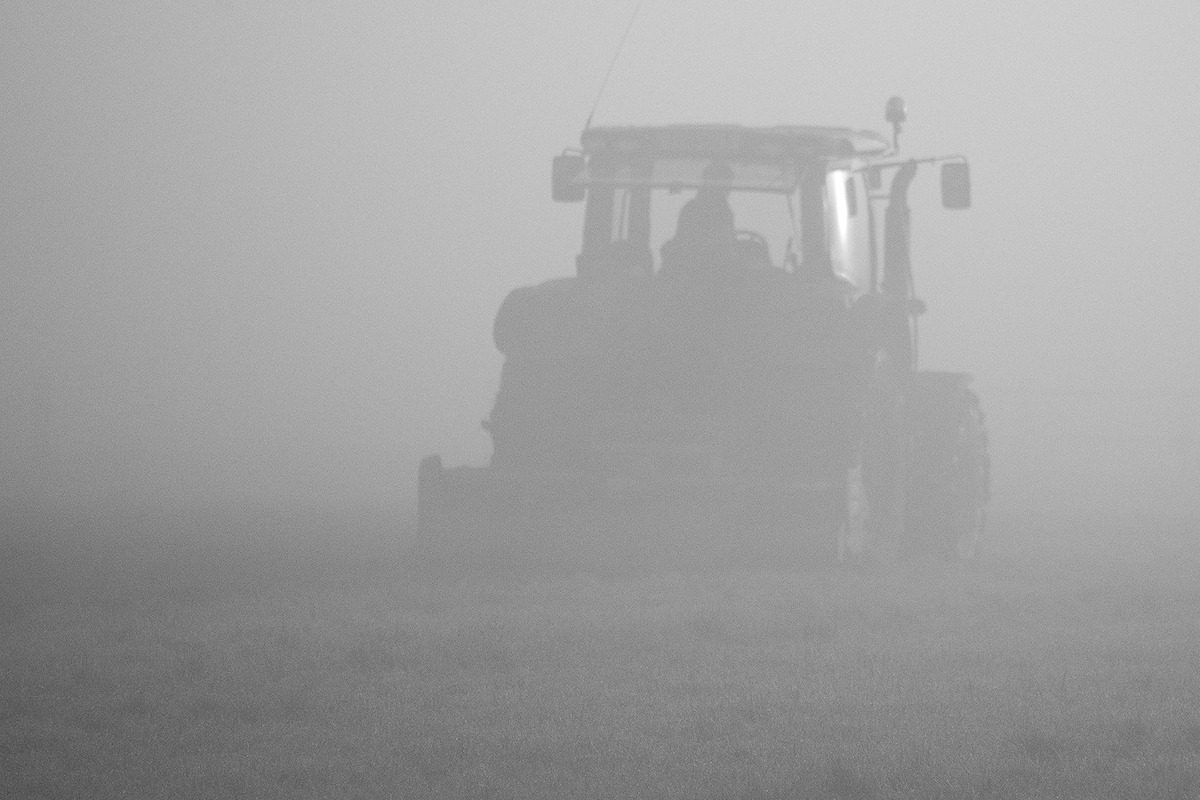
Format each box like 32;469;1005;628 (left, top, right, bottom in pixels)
2;1;1198;511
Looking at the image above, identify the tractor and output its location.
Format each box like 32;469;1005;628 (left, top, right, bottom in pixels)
417;99;988;569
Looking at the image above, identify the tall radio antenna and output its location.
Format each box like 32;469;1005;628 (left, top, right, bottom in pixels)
583;0;645;131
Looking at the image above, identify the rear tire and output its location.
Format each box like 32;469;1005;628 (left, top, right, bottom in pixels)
906;388;990;559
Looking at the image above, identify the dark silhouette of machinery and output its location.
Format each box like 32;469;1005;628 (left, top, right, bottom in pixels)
418;99;988;568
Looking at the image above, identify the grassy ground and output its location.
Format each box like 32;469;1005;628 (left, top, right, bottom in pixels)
2;505;1199;799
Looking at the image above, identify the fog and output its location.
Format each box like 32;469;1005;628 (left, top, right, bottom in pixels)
2;1;1199;517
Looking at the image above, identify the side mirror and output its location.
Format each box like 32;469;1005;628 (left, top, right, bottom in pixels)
940;161;971;209
552;154;586;203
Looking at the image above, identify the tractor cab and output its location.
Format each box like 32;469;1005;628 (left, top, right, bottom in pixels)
554;123;969;302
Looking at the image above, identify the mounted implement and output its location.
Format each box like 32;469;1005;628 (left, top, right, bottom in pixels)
417;100;988;570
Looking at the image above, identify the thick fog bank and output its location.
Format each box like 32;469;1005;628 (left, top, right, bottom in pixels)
2;2;1198;519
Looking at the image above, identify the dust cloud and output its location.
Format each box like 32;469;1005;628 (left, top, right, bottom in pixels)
1;1;1198;523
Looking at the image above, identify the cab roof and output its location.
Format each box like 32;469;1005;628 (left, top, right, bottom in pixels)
580;124;891;161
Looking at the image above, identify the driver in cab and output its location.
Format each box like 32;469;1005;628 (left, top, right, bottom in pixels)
659;162;737;280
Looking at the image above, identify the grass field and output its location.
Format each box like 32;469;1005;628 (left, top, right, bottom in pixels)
2;504;1199;799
